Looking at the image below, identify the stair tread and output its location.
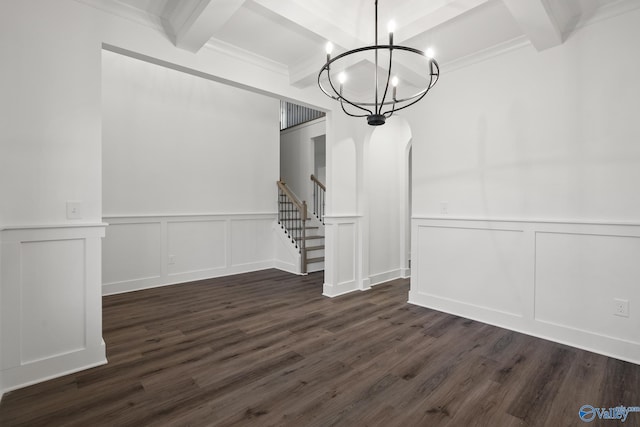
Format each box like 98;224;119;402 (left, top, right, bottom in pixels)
306;245;325;251
306;256;324;264
301;235;324;240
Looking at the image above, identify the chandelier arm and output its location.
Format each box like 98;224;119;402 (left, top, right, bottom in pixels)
376;61;439;110
319;66;373;115
381;72;437;116
317;31;441;126
319;46;438;108
377;46;394;115
340;99;370;118
317;69;340;101
384;100;396;118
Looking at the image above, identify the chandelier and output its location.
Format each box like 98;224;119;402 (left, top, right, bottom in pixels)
318;0;440;126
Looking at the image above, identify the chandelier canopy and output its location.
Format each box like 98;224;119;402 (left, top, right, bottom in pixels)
318;0;440;126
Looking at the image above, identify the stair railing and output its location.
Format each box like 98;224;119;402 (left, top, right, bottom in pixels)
277;180;307;274
310;174;326;224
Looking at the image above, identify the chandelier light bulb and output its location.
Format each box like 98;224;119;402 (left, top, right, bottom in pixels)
391;76;399;87
338;72;347;84
387;20;396;34
425;47;435;59
325;42;334;55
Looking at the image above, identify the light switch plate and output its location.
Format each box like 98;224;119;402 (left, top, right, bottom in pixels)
66;201;82;219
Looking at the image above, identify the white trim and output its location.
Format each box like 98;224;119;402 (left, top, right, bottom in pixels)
412;215;640;228
0;222;108;232
369;269;403;287
442;36;531;73
441;0;640;74
73;0;166;32
279;116;327;135
202;38;288;77
322;281;360;298
324;215;363;221
1;225;107;397
104;213;276;220
102;213;289;295
577;0;640;30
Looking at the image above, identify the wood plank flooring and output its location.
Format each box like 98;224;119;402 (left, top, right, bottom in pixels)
1;269;639;426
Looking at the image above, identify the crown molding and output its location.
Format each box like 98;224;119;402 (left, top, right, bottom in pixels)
202;38;289;77
73;0;167;33
576;0;640;30
441;35;531;73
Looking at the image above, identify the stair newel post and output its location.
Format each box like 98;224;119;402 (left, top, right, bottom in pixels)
301;201;307;274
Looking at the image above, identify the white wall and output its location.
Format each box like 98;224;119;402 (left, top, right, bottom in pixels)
367;117;412;285
279;118;326;204
323;114;413;296
0;1;102;227
0;0;344;396
323;113;361;296
102;50;281;293
407;7;640;363
102;50;279;216
314;135;326;184
0;0;106;396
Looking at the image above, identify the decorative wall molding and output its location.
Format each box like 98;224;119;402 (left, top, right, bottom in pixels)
73;0;166;33
442;35;531;74
0;224;107;397
323;216;360;297
442;0;640;74
410;217;640;364
102;213;279;295
369;269;403;287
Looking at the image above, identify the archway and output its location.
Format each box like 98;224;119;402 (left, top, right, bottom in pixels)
366;116;413;285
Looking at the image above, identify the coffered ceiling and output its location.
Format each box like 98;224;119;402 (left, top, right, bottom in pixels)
81;0;624;95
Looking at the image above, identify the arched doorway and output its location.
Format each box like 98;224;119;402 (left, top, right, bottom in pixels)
366;116;413;285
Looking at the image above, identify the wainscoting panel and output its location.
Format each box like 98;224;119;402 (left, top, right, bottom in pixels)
0;224;107;397
410;217;640;364
102;221;162;286
323;216;359;297
230;218;275;267
535;231;640;345
167;219;227;276
20;239;87;364
414;225;527;318
102;214;277;295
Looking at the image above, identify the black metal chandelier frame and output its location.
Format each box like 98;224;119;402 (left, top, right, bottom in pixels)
317;0;440;126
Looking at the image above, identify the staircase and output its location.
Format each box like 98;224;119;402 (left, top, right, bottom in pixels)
303;222;325;273
277;180;325;274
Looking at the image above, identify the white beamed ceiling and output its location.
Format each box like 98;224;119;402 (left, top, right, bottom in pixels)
103;0;623;89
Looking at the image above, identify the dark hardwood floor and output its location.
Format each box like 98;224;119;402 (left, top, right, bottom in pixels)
1;269;639;426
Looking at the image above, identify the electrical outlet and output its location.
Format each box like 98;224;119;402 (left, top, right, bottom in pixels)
613;298;629;317
66;201;82;219
168;255;176;265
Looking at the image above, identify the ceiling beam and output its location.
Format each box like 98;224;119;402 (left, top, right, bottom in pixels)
249;0;363;50
502;0;566;51
248;0;370;87
164;0;246;53
394;0;489;44
286;0;487;89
